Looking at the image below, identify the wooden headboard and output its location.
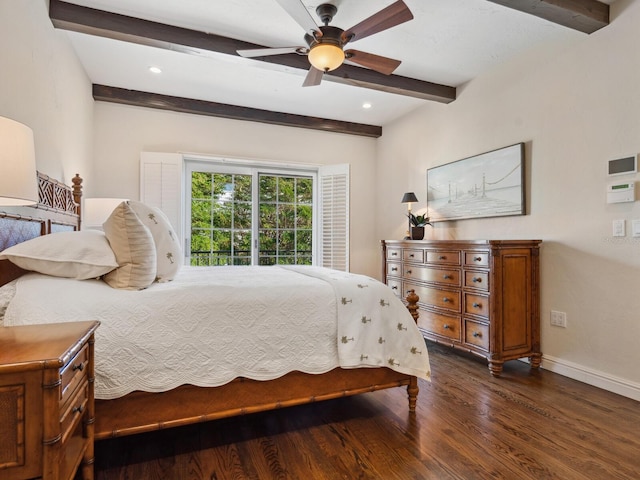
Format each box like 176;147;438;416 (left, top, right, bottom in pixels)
0;173;82;286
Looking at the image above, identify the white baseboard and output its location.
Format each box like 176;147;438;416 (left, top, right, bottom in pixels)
539;355;640;402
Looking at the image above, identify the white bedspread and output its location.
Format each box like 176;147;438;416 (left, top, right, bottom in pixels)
5;266;430;399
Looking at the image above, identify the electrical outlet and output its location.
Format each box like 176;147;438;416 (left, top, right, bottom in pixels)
550;310;567;328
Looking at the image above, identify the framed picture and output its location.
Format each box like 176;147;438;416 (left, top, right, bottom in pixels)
426;143;525;222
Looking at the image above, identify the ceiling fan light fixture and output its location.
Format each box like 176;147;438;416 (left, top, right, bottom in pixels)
308;43;345;72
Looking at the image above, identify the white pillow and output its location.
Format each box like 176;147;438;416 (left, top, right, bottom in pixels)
129;200;182;282
0;230;118;279
102;201;157;290
0;279;18;327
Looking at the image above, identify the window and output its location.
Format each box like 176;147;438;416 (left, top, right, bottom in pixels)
140;153;349;270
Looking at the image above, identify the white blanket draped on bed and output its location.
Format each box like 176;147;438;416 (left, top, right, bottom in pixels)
5;266;430;399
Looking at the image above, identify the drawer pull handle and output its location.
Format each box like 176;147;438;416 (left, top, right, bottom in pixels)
73;405;85;414
391;285;398;290
472;277;482;283
391;267;398;272
73;363;84;372
474;256;483;262
472;331;482;338
406;269;412;274
472;302;481;308
443;274;452;280
409;253;414;258
443;297;451;303
438;255;446;260
391;252;398;256
443;324;450;330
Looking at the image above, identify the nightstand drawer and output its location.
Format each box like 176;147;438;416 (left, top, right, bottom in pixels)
404;265;460;287
60;382;88;445
464;271;489;291
465;293;489;318
426;250;461;265
60;344;88;405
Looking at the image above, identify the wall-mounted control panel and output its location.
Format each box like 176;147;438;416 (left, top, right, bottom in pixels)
607;181;635;203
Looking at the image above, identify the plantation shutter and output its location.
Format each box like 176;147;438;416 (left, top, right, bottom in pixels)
318;164;349;271
140;152;183;249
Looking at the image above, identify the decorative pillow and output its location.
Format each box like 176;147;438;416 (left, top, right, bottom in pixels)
129;200;182;282
0;230;118;279
102;201;157;290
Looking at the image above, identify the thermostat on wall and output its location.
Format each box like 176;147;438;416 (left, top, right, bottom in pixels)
607;181;635;203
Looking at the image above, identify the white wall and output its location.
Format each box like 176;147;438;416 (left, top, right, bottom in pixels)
92;102;379;276
0;0;93;185
376;0;640;399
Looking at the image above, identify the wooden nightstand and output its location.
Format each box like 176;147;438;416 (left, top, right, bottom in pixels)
0;321;99;480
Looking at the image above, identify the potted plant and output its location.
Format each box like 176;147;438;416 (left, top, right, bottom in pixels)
408;213;431;240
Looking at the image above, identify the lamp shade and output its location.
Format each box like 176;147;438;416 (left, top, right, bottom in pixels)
0;116;38;206
84;198;128;229
401;192;418;204
308;43;345;72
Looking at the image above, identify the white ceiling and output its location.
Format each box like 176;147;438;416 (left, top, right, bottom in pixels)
60;0;605;126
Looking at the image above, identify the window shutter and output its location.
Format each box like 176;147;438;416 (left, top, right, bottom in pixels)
140;152;183;247
319;164;349;271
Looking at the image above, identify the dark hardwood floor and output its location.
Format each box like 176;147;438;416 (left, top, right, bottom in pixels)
90;342;640;479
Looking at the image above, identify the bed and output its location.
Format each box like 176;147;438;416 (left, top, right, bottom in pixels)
0;174;430;445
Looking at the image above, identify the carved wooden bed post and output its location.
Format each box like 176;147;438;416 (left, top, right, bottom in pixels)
405;289;420;412
72;174;83;228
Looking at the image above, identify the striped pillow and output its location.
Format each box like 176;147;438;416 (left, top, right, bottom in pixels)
103;201;156;290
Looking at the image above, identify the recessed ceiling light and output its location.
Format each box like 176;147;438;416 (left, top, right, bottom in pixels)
149;66;162;74
362;102;372;109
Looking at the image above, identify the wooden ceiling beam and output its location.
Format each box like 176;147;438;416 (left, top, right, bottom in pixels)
487;0;609;34
92;85;383;138
49;0;456;104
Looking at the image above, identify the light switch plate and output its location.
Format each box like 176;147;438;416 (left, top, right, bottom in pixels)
632;219;640;238
613;219;626;237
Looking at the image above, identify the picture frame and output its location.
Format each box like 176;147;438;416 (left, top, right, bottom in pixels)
426;143;525;222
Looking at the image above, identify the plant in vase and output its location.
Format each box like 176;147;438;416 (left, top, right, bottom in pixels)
407;213;431;240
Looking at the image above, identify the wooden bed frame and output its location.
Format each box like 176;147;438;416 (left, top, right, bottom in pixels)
0;173;421;442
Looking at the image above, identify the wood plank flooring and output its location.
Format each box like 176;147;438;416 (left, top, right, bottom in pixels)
90;342;640;479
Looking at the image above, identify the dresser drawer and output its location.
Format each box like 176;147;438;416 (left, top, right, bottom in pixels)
426;250;461;265
387;278;402;297
464;271;489;291
464;293;489;318
464;251;489;267
60;381;88;446
418;309;461;341
386;248;402;260
409;283;460;312
404;265;460;287
60;344;89;405
386;262;401;277
465;320;489;351
403;249;424;263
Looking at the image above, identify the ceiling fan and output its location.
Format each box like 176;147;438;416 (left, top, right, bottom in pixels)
237;0;413;87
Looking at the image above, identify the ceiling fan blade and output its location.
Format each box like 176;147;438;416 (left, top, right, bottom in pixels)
342;0;413;44
237;47;302;58
302;66;324;87
345;50;401;75
275;0;320;37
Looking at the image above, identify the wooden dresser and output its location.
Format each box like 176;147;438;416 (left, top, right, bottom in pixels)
382;240;541;376
0;321;99;480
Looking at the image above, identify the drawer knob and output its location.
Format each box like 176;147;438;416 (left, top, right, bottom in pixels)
474;256;482;262
391;267;398;272
443;274;452;280
391;252;398;256
409;253;415;258
73;405;85;414
443;324;450;330
391;285;398;290
438;255;446;260
472;277;482;283
472;331;482;338
472;302;481;308
406;269;412;274
443;297;451;303
73;363;84;372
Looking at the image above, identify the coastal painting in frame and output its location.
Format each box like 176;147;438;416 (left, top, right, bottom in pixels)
426;143;525;222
